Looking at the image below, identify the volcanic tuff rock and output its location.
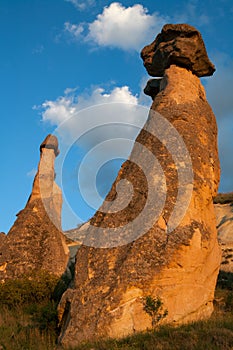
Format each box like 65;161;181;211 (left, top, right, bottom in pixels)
141;23;215;77
214;194;233;272
0;135;69;281
143;78;162;100
58;24;221;347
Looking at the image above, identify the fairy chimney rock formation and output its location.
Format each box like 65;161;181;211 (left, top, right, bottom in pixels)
29;134;62;228
0;135;69;281
58;24;221;347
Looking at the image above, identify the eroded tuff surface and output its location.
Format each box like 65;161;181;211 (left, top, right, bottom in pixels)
141;24;215;77
214;194;233;272
0;135;69;281
59;60;221;346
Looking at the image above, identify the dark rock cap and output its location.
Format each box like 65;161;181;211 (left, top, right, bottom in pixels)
40;134;59;157
143;78;162;100
141;23;215;77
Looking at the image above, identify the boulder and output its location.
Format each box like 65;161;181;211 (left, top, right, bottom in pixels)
141;24;215;77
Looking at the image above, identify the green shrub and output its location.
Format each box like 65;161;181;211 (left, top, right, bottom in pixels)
32;302;58;330
0;271;59;308
0;307;57;350
217;271;233;290
225;292;233;312
0;272;60;349
143;296;168;328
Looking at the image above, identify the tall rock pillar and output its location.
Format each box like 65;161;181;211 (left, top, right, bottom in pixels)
0;135;69;280
58;24;221;347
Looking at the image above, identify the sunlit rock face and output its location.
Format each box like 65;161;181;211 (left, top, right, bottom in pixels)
0;135;69;281
214;193;233;272
58;24;221;347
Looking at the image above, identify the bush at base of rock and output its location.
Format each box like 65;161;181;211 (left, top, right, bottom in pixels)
0;271;59;308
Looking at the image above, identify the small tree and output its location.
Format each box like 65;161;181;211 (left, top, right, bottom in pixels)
143;295;168;328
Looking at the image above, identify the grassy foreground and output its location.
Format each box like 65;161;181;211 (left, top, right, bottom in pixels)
0;272;233;350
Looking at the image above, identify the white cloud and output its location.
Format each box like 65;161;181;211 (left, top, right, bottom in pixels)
64;22;84;39
40;85;148;154
65;2;168;51
87;3;160;50
41;95;77;125
40;85;149;226
41;85;139;127
65;0;95;11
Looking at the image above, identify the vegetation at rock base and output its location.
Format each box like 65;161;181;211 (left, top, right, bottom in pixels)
0;272;59;308
0;271;69;350
217;270;233;290
1;272;233;349
71;314;233;350
143;296;168;328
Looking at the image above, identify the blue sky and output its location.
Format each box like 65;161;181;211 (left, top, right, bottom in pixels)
0;0;233;233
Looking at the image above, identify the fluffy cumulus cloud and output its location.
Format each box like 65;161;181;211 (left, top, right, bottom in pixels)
41;85;139;127
87;2;166;50
40;85;148;165
40;85;149;227
41;85;150;160
65;0;96;11
65;2;168;51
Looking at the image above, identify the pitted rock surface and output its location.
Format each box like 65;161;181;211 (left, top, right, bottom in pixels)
0;135;69;281
141;24;215;77
59;52;221;347
214;194;233;272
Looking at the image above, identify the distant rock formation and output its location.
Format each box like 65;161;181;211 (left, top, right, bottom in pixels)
214;192;233;204
58;24;221;347
0;135;69;281
214;194;233;272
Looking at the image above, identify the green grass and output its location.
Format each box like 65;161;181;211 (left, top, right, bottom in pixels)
1;274;233;350
0;306;57;350
68;309;233;350
0;272;59;350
